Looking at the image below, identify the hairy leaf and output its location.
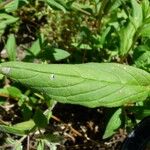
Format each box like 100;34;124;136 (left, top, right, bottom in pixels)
0;62;150;108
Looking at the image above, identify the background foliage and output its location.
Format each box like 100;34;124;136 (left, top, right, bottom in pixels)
0;0;150;149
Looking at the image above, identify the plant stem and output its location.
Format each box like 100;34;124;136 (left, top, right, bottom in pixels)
97;0;109;32
51;115;82;137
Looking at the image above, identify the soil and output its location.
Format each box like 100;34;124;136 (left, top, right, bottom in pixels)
50;103;127;150
0;102;127;150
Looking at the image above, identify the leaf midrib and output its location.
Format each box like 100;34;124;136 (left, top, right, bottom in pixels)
7;65;150;87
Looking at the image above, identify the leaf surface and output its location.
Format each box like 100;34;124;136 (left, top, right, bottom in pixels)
0;119;35;135
5;34;16;61
119;0;143;56
52;48;70;61
0;13;18;37
4;0;19;12
103;108;122;139
0;62;150;108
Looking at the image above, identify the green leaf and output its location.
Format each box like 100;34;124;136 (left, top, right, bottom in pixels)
15;142;23;150
109;0;127;12
13;119;35;131
37;140;45;150
37;137;60;150
0;74;4;80
119;0;143;56
0;119;35;135
0;22;6;36
66;1;92;15
44;109;52;121
28;39;41;56
131;106;150;119
0;62;150;108
7;86;22;98
0;13;18;24
0;86;26;104
142;0;150;19
6;138;23;150
140;23;150;37
0;86;27;105
133;45;150;71
72;43;92;50
45;0;67;13
103;108;122;139
0;87;9;96
33;108;48;128
21;104;32;120
0;87;8;105
27;34;46;57
0;13;18;37
0;122;26;136
4;0;19;12
134;51;150;68
5;34;17;61
52;48;70;61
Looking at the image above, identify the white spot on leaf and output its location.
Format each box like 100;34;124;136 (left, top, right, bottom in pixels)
50;74;55;80
1;67;11;75
123;66;127;70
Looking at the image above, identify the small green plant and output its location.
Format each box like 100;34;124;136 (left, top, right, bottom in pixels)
0;0;150;149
